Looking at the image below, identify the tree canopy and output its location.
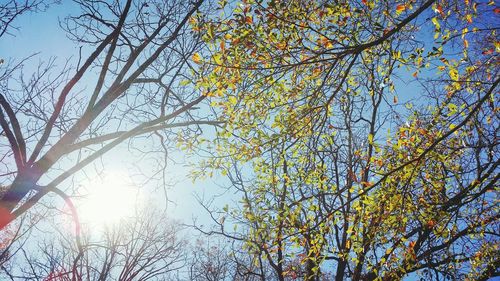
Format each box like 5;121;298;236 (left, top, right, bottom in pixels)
0;0;498;280
192;0;499;280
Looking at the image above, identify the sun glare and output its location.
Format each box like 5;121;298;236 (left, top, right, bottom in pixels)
78;172;141;229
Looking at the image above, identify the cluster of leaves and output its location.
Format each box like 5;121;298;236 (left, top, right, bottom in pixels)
191;0;499;280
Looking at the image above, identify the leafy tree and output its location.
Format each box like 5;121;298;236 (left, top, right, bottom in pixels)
196;0;499;280
1;0;498;280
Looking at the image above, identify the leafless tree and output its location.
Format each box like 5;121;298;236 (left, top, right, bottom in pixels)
0;0;57;38
188;234;275;281
4;208;186;280
0;0;218;231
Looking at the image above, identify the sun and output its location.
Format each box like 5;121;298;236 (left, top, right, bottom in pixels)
77;171;141;229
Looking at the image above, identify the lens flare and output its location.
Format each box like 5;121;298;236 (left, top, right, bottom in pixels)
77;171;141;229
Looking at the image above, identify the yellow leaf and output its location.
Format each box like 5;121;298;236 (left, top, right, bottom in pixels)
192;53;202;64
179;79;190;86
461;28;468;39
449;68;459;81
431;17;440;30
465;14;473;24
213;53;223;65
277;42;287;50
228;96;237;105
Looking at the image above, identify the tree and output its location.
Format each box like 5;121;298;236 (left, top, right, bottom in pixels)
0;0;56;38
0;0;218;232
1;0;498;280
2;208;186;280
196;0;499;280
188;236;270;281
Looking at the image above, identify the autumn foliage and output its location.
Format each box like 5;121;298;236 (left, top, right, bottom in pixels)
191;0;499;280
0;0;498;280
